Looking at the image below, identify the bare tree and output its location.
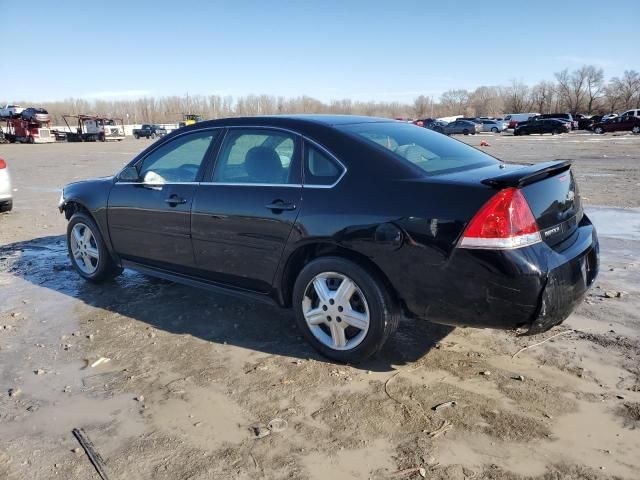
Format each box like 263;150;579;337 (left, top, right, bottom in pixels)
610;70;640;110
413;95;429;118
530;81;556;114
584;66;605;114
505;80;531;113
555;67;589;113
439;89;471;115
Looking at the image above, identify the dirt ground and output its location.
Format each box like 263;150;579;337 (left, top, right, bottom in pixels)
1;131;639;480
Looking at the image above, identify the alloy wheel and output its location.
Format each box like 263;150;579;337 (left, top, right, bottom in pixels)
70;223;99;274
302;272;370;351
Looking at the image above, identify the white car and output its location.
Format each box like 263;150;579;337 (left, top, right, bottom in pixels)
0;158;12;213
620;109;640;119
0;104;24;118
479;119;507;133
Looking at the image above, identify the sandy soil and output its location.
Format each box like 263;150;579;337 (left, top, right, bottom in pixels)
1;132;639;479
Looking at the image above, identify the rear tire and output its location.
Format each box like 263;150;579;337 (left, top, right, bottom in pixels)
134;133;139;139
150;133;157;139
632;126;640;134
292;256;400;363
491;127;498;133
595;126;604;134
463;129;469;135
67;212;122;283
551;129;559;135
0;200;12;213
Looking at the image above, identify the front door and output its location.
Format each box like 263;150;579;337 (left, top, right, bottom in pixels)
191;128;302;292
108;129;219;271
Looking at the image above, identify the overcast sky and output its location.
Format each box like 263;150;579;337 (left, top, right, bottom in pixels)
3;0;639;103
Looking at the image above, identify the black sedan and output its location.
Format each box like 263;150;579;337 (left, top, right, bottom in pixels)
59;115;599;362
514;118;570;136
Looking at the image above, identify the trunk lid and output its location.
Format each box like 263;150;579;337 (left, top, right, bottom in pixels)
482;161;582;246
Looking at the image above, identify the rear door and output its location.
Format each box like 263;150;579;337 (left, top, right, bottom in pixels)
191;127;303;292
108;129;219;270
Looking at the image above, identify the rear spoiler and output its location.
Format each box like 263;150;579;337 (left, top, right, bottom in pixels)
481;160;572;188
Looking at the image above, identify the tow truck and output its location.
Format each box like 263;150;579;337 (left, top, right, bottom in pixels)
61;115;125;142
3;116;56;143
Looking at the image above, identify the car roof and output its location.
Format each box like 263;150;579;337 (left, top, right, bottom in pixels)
184;114;396;130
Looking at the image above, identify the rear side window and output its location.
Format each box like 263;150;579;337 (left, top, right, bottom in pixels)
339;122;497;176
213;129;299;184
304;144;343;186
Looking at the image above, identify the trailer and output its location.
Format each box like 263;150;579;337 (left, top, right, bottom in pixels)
62;115;125;142
3;117;56;144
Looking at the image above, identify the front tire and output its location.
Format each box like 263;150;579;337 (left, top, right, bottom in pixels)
67;212;122;283
595;126;604;134
292;256;400;363
463;129;469;135
491;127;498;133
632;126;640;134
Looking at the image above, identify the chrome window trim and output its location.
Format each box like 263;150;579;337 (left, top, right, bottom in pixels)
203;126;348;189
114;127;223;181
301;136;347;189
114;181;201;186
114;124;349;189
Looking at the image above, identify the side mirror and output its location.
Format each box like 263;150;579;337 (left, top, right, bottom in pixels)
118;165;140;182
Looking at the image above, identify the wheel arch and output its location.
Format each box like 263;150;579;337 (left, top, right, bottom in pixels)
277;241;401;311
61;198;92;221
62;199;119;263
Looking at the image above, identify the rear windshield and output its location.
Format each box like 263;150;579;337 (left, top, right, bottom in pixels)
338;122;498;176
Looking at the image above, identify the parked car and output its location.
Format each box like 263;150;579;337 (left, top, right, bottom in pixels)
592;115;640;134
514;118;570;135
133;124;168;139
20;108;50;123
479;119;506;133
574;114;593;130
532;113;576;130
0;104;24;118
0;158;13;213
442;119;480;135
58;115;599;362
503;113;539;129
620;109;640;119
421;119;448;132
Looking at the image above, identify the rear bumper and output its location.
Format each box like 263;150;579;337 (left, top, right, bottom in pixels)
407;215;599;332
528;219;599;333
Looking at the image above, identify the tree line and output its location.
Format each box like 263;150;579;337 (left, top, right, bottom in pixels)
6;66;639;125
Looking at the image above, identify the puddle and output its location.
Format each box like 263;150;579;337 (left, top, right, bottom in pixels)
302;438;394;480
586;207;640;241
149;386;250;451
438;399;640;479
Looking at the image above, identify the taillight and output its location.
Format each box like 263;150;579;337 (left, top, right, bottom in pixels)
460;187;541;249
0;159;6;169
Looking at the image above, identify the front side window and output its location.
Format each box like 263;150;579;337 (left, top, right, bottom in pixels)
137;130;216;183
213;129;299;184
339;122;498;176
304;144;343;186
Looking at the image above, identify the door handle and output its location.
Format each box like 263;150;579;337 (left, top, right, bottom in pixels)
165;195;187;205
265;200;296;211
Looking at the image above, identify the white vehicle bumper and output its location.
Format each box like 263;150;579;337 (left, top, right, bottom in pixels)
0;170;12;201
